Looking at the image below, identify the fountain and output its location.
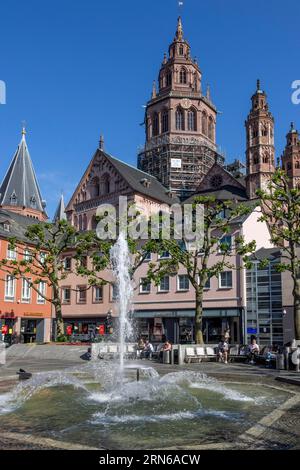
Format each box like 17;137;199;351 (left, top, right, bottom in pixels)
0;235;292;449
110;232;134;374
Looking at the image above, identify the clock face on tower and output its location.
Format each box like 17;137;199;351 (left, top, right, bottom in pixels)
210;174;223;188
181;98;191;109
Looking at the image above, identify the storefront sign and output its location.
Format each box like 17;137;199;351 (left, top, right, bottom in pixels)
23;312;44;317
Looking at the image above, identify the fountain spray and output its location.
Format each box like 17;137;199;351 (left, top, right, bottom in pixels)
110;232;134;374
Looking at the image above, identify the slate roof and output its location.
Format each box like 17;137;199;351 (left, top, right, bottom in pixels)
0;130;46;215
53;194;67;222
184;184;249;203
0;208;43;244
103;151;179;205
66;148;180;211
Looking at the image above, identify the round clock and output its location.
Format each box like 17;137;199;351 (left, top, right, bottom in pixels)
181;98;191;109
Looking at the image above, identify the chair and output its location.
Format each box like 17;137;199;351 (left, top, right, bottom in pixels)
185;347;196;363
205;346;216;361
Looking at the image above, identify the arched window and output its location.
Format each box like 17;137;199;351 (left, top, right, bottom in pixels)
101;174;110;195
253;155;259;165
179;68;187;84
91;177;100;198
263;153;269;164
162;110;169;133
175;107;185;130
187;109;196;131
83;214;87;231
295;161;300;169
166;70;172;87
152;113;159;136
208;117;214;140
179;45;184;56
202;112;207;135
79;215;82;231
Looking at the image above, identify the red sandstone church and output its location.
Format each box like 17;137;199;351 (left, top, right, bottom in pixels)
0;18;299;344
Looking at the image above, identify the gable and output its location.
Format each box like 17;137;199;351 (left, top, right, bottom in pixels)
65;150;132;212
197;162;246;193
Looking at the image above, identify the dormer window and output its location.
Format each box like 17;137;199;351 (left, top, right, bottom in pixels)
3;223;10;232
30;196;36;208
10;192;17;205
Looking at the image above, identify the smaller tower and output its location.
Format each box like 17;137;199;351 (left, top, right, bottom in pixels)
245;80;275;198
53;194;67;223
0;127;47;220
281;123;300;189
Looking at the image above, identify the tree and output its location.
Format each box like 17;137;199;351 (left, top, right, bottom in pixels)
147;196;257;344
256;168;300;340
0;220;111;338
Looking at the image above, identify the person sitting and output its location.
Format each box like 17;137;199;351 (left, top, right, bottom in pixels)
247;338;260;364
142;340;154;359
217;338;229;364
159;340;172;362
136;337;145;358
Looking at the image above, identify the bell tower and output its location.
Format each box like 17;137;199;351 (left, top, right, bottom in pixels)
245;80;275;199
281;122;300;189
138;17;223;199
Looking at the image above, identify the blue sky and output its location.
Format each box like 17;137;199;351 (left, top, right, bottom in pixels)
0;0;299;217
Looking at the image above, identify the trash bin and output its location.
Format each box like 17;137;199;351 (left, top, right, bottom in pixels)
163;350;170;364
276;353;285;370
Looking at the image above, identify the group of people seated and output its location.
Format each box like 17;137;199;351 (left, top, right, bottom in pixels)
217;335;260;364
137;337;172;361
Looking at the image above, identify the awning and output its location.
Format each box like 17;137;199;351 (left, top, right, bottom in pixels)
133;308;240;319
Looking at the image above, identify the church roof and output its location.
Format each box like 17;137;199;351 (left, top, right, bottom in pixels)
104;151;179;205
53;194;67;222
0;129;46;215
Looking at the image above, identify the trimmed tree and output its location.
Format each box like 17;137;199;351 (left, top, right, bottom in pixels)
0;219;111;338
256;167;300;340
147;196;257;344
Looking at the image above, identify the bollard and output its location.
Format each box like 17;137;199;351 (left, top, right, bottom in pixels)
136;368;140;382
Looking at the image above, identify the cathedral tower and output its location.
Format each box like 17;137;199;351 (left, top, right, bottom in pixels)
138;17;222;198
245;80;275;199
281;122;300;189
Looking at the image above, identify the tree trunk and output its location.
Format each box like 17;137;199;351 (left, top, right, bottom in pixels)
293;277;300;340
195;290;204;344
54;301;64;338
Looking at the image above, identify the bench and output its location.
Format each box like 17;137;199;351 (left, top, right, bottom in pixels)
228;345;248;362
184;346;217;363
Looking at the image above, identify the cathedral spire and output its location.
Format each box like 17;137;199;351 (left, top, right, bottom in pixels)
0;128;47;220
175;16;184;41
53;193;67;223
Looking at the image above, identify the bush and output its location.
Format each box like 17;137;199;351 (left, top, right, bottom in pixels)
56;335;68;343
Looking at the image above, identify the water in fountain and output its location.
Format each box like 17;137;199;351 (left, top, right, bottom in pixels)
110;232;134;374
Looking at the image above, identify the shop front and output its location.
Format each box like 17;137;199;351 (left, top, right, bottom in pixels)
0;311;16;345
134;308;242;344
63;317;111;341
